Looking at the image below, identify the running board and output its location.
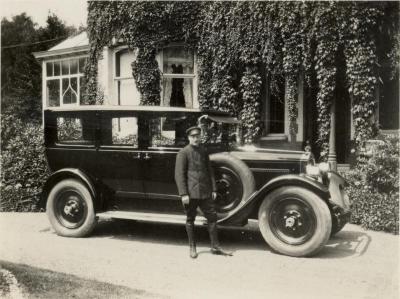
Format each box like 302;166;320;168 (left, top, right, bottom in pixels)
96;211;208;226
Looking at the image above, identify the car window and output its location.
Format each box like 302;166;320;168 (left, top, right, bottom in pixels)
148;116;194;148
56;116;94;145
101;116;139;147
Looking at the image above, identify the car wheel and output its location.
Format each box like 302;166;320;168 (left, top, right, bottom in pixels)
258;186;332;257
46;179;96;237
210;153;256;218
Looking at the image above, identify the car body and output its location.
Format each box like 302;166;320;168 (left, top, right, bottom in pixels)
41;105;351;257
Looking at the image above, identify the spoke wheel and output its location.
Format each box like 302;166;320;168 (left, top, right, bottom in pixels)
258;186;332;257
215;166;243;213
210;153;256;219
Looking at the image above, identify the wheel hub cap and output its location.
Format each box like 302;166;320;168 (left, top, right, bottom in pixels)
63;198;80;217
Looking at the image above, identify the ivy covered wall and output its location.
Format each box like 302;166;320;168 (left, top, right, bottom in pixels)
84;1;398;155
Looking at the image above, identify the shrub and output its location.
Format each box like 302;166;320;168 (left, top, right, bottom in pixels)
0;114;49;211
343;133;399;234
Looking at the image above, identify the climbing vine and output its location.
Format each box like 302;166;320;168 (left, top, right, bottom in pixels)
313;2;341;158
344;3;382;147
85;1;397;153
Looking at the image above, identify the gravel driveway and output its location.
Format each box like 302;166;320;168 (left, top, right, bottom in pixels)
0;213;398;299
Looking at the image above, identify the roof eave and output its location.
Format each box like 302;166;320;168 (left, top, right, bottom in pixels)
33;45;89;60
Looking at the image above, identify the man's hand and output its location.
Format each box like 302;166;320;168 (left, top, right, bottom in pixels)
181;195;190;205
212;192;217;201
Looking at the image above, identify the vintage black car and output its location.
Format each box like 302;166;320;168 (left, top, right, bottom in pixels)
41;106;351;257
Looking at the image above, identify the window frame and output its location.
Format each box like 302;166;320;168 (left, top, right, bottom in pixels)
113;47;139;106
44;55;88;108
158;44;198;108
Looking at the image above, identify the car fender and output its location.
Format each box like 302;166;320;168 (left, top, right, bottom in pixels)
218;174;330;225
39;168;99;211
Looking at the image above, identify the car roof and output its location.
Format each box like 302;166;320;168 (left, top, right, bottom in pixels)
43;106;237;119
44;105;202;113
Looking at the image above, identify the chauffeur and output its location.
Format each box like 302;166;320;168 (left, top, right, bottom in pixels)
175;126;232;258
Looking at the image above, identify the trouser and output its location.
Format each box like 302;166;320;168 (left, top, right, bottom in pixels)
184;197;219;248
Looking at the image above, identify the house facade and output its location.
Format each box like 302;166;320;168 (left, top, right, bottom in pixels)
34;3;399;166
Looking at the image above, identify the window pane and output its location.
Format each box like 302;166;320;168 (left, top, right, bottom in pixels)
269;76;285;134
163;47;194;74
62;78;69;94
46;62;53;77
46;80;60;106
54;62;61;76
101;117;138;147
71;77;77;93
62;78;77;105
79;58;86;73
79;77;85;102
162;77;193;107
56;117;85;144
61;60;69;75
70;59;78;74
119;79;140;105
149;116;191;148
116;49;136;78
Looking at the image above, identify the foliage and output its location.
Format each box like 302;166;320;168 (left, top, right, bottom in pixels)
1;13;77;121
131;48;161;105
343;133;399;234
239;66;262;144
0;113;50;212
85;1;398;150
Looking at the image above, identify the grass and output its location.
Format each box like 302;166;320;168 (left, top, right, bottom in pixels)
0;261;163;299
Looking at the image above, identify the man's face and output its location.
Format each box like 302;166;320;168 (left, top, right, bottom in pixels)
188;133;201;146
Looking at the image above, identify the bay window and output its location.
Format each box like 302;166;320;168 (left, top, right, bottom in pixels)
45;57;87;107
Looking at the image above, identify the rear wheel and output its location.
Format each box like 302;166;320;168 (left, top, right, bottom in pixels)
258;186;332;257
210;153;256;219
46;179;96;237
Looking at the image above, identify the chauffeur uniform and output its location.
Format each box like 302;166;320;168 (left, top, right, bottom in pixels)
175;127;231;258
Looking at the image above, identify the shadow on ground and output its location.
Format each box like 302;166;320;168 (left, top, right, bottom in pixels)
90;219;371;258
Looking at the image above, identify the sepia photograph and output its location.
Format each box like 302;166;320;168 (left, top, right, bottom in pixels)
1;1;399;298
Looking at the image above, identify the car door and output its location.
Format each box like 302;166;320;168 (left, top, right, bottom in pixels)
141;112;197;214
97;111;146;211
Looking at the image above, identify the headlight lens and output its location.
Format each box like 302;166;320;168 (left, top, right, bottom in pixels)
306;162;330;177
306;165;320;176
318;162;330;173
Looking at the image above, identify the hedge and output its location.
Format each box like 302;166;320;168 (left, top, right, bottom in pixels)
342;133;399;234
0;114;49;211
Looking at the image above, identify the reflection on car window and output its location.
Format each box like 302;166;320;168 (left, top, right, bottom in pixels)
101;117;139;147
149;116;189;148
57;117;93;145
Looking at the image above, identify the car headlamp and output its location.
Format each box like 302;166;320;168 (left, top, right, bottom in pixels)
318;162;330;173
306;162;330;177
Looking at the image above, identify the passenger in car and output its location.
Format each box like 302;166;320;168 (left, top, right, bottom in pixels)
175;126;232;258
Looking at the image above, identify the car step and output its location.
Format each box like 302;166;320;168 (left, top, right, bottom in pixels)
96;210;208;226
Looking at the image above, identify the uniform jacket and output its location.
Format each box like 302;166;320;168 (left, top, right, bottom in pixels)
175;144;217;199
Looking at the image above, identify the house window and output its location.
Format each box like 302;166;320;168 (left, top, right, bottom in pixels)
114;49;140;106
45;57;86;107
161;46;195;108
268;75;285;134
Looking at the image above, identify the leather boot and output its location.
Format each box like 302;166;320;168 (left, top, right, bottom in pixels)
185;223;198;259
208;222;233;256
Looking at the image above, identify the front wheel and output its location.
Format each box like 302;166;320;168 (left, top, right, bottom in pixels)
46;179;96;237
258;187;332;257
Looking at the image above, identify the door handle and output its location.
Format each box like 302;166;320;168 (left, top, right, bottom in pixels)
143;153;151;160
131;152;141;159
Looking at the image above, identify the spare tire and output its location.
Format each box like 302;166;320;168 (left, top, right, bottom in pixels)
210;153;256;219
